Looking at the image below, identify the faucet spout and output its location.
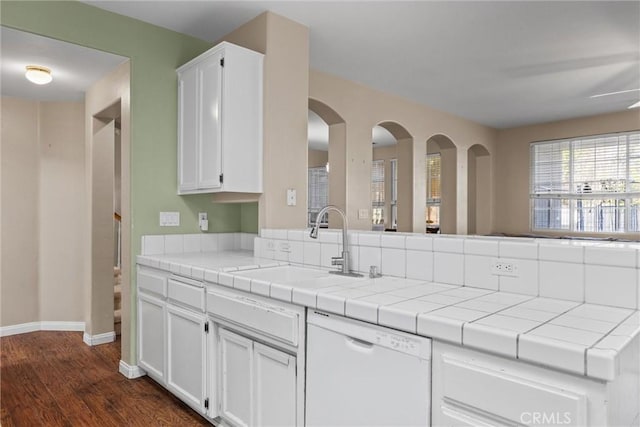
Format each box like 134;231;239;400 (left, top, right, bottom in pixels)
310;205;359;276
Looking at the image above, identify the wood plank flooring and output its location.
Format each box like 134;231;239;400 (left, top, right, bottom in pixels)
1;331;210;426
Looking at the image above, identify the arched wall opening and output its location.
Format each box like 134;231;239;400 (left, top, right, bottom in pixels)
372;121;414;232
308;98;346;228
426;134;457;234
467;144;492;235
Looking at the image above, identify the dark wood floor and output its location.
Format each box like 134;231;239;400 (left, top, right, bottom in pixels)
1;331;210;426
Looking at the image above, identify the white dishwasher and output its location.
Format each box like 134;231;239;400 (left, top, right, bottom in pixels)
306;310;432;427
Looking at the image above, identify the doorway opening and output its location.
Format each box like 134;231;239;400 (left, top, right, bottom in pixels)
93;100;122;338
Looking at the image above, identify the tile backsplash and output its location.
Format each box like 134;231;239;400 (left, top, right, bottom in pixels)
141;232;256;255
256;229;640;310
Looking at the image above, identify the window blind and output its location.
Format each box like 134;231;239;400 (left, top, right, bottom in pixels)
371;160;385;205
530;131;640;233
426;154;442;203
308;166;328;226
390;159;398;229
371;159;385;228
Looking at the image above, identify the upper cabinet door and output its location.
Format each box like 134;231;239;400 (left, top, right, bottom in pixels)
198;53;223;190
177;65;199;192
176;42;263;195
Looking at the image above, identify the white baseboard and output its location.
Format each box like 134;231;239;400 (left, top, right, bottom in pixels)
83;331;116;346
41;321;85;331
1;321;85;337
119;360;146;379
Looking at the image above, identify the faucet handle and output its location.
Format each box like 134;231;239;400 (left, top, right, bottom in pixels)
369;265;382;278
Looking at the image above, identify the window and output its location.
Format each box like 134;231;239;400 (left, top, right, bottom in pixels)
530;131;640;233
308;166;328;227
371;159;385;230
390;159;398;229
426;154;441;228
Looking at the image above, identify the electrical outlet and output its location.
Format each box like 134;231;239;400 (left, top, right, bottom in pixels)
492;259;519;277
198;212;208;232
266;240;276;251
358;209;369;219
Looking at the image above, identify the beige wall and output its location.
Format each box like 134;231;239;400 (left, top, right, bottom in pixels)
494;110;640;237
1;97;40;326
38;102;86;322
1;97;85;327
467;145;492;235
310;70;498;233
308;149;328;168
222;12;310;230
84;61;131;359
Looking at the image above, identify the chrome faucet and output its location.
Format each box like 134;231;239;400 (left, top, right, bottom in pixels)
310;205;362;277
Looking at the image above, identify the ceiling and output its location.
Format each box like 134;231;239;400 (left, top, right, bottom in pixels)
83;0;640;129
1;26;127;101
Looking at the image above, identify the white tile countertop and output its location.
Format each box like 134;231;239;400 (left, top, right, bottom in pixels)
137;251;640;382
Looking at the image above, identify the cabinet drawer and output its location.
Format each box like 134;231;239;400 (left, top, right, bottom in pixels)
168;278;205;312
138;269;167;297
208;292;298;346
441;355;587;426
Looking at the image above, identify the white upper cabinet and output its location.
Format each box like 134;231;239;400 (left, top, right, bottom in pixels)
177;42;263;194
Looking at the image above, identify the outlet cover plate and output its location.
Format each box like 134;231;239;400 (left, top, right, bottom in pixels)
491;258;519;277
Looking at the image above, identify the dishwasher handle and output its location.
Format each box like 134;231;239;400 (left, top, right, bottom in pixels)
345;336;374;352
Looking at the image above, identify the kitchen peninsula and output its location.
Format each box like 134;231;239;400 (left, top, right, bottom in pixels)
135;230;640;426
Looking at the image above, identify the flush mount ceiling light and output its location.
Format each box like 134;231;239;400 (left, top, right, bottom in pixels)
629;101;640;109
25;65;53;85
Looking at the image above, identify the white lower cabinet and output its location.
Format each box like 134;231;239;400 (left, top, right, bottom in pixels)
219;327;253;425
137;292;166;383
432;341;636;427
217;327;297;427
253;341;297;426
137;267;212;418
166;303;208;414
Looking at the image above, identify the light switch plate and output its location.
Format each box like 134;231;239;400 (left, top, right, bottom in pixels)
160;211;180;227
358;209;369;219
287;189;297;206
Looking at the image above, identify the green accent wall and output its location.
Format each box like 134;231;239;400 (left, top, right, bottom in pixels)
240;202;259;233
1;0;259;361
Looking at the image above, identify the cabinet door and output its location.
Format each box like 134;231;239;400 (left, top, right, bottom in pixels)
253;342;296;427
166;304;207;413
138;293;166;382
177;65;199;193
218;328;253;427
198;53;223;190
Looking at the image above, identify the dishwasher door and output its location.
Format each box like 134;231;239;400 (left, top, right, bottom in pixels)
306;310;432;427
